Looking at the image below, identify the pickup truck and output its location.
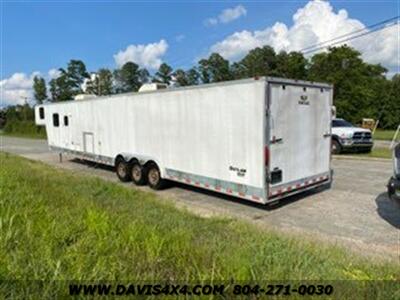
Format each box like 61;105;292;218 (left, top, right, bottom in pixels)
331;118;373;154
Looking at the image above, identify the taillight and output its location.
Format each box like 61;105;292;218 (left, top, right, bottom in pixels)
265;146;269;166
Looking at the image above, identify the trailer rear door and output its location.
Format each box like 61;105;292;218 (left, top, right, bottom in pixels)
268;82;331;197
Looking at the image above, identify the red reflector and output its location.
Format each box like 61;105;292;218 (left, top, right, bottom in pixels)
265;146;270;166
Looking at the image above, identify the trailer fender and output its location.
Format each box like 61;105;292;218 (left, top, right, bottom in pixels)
115;153;166;178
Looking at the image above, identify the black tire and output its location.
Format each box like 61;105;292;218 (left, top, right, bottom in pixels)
331;139;342;154
131;161;147;185
146;163;165;190
115;158;131;182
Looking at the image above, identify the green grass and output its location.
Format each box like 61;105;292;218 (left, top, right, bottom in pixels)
373;129;398;141
339;147;392;159
364;147;392;159
0;153;398;298
0;130;46;140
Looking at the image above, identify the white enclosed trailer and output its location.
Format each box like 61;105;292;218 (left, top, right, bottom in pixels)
35;77;333;204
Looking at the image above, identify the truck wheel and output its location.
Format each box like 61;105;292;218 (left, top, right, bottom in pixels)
131;162;147;185
331;139;342;154
115;158;131;182
146;163;165;190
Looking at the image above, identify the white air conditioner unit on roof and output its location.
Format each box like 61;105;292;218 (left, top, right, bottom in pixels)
138;83;168;93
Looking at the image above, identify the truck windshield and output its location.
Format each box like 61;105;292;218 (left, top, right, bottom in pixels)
332;119;354;127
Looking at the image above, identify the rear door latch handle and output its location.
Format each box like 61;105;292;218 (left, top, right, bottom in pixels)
323;133;331;138
270;137;283;144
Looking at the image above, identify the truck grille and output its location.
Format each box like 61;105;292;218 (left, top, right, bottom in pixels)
353;131;372;141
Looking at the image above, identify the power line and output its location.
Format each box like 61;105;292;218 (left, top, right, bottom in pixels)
299;17;399;54
299;16;399;53
302;20;399;55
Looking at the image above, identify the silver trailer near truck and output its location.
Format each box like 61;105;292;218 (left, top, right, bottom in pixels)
35;77;333;204
388;143;400;204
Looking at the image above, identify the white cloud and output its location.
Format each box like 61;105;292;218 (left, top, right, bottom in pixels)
113;39;168;69
205;18;218;27
175;34;185;42
0;69;61;107
0;72;38;107
354;24;399;69
205;5;247;26
219;5;247;24
48;68;61;79
209;0;399;72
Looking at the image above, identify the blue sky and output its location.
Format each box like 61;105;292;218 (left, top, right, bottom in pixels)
1;0;399;105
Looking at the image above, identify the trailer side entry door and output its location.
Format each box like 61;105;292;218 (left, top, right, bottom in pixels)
268;83;331;198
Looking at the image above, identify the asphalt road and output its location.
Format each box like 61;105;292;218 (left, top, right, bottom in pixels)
1;135;399;261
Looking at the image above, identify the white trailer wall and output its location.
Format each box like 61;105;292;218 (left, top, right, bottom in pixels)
37;79;266;200
268;82;332;198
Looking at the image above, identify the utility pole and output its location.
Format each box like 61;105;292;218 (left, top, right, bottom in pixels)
20;96;30;121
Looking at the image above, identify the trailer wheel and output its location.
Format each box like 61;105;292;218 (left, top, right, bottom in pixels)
131;162;147;185
331;139;342;154
115;158;131;182
146;163;165;190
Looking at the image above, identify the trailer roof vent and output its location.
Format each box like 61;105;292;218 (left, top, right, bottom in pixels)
138;83;168;93
74;94;97;101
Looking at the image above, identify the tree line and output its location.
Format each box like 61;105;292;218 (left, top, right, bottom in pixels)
23;45;400;129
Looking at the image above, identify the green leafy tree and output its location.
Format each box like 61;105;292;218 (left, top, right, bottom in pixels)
49;60;89;101
233;46;277;78
114;62;143;93
230;62;248;80
308;45;387;125
173;69;189;86
154;63;173;84
49;73;73;102
186;68;200;85
139;68;150;84
198;53;232;83
0;109;6;128
64;60;90;92
33;76;47;104
85;69;113;96
198;59;211;84
2;104;45;137
275;51;307;80
379;74;400;128
85;74;97;95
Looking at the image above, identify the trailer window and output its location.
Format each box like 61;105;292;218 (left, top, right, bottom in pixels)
64;116;69;126
53;113;59;127
39;107;45;119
